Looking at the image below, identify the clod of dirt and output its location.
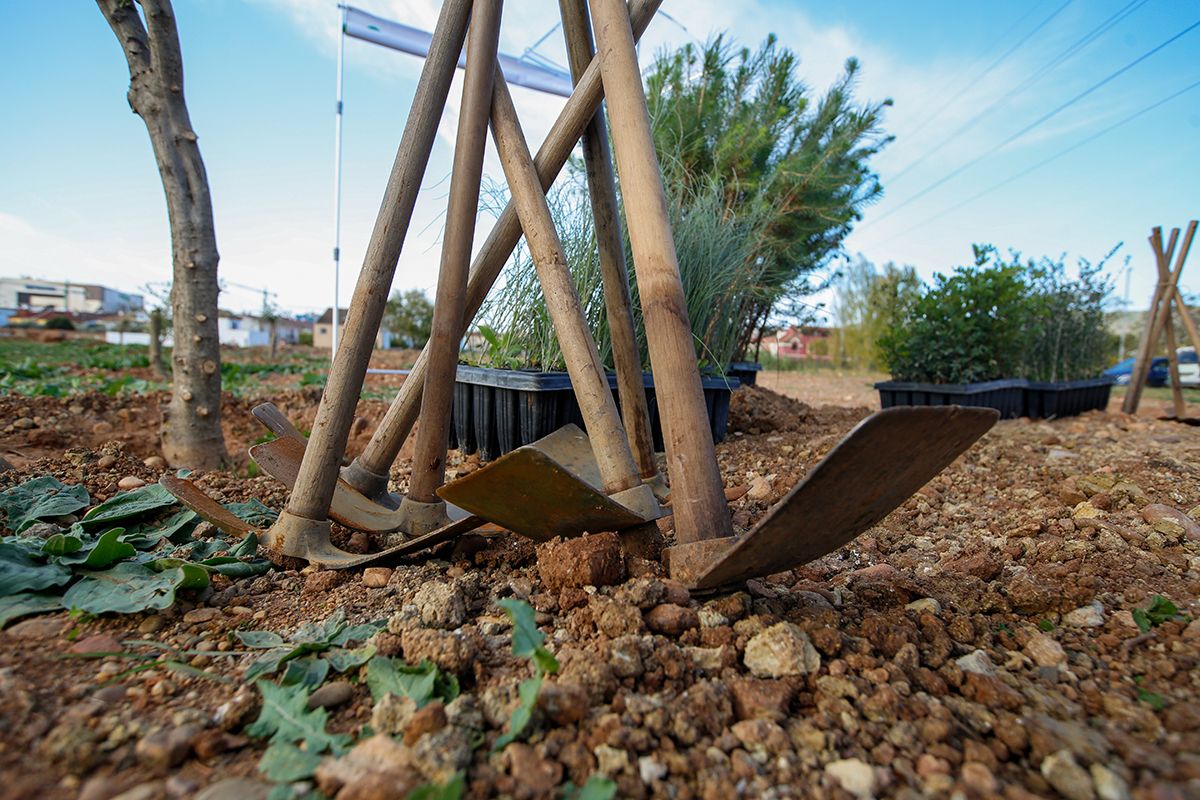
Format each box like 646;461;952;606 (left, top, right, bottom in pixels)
536;532;624;592
413;581;467;629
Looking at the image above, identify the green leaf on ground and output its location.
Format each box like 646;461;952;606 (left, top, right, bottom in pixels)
493;673;543;750
61;562;188;614
365;657;459;708
564;775;618;800
0;476;90;533
0;592;63;628
324;645;376;673
1136;685;1167;711
121;509;198;549
246;680;351;755
0;540;73;596
58;527;136;568
224;499;279;528
497;597;558;674
41;533;84;557
81;484;177;528
237;629;287;649
281;656;330;689
407;773;465;800
258;742;323;783
1132;596;1188;633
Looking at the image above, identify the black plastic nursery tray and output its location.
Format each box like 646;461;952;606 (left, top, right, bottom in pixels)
1022;376;1114;419
727;361;762;387
875;378;1027;420
449;366;738;461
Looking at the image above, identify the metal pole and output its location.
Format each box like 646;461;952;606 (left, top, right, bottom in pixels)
331;3;347;358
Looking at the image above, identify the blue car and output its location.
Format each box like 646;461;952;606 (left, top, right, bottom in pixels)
1104;357;1168;387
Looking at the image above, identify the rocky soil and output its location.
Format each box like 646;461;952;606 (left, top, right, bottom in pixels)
2;384;1199;800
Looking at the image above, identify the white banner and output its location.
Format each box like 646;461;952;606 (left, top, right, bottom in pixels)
344;6;574;98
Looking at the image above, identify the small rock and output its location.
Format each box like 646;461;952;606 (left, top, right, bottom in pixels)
118;476;147;490
638;756;667;784
307;680;354;710
183;607;219;625
412;582;467;630
6;616;64;639
143;455;166;469
1025;633;1067;667
825;758;877;799
1141;503;1200;541
110;783;165;800
1064;602;1105;628
96;454;118;470
644;603;699;636
192;729;246;760
13;417;35;430
955;649;995;676
315;735;423;799
95;685;127;706
536;681;589;725
92;421;114;435
135;724;199;771
362;567;393;588
403;700;448;745
536;532;625;591
747;476;772;502
1089;763;1130;800
303;570;344;594
905;597;941;614
213;686;260;731
138;615;166;634
743;622;820;678
728;677;793;721
1041;750;1096;800
69;634;123;655
961;761;998;795
504;742;562;795
372;692;418;736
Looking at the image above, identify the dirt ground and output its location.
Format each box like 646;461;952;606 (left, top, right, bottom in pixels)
2;372;1199;800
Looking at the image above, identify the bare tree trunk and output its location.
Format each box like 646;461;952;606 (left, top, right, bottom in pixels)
97;0;228;468
148;307;166;376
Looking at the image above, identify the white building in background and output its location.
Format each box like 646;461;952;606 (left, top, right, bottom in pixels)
0;277;143;315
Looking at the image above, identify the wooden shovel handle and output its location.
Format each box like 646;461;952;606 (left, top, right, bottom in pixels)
489;73;643;496
348;0;665;489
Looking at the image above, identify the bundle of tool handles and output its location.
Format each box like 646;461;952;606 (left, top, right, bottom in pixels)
163;0;999;592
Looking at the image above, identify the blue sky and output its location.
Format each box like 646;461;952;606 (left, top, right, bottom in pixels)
1;0;1198;319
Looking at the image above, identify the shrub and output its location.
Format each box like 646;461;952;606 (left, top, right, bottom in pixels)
877;245;1118;384
45;316;75;330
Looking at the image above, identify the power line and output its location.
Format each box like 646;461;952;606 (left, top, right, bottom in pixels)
889;0;1148;185
863;17;1200;230
875;76;1200;244
900;0;1073;144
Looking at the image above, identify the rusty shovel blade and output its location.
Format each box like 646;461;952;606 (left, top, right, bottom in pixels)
436;424;656;541
688;406;999;591
249;433;473;533
158;475;481;569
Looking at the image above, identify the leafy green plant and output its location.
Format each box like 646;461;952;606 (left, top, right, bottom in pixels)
878;246;1033;384
493;598;559;750
1022;247;1119;382
0;475;271;624
1132;596;1188;633
236;610;384;685
365;656;460;707
247;680;353;754
408;774;466;800
646;35;891;359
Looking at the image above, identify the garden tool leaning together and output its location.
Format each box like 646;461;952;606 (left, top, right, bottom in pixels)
164;0;999;588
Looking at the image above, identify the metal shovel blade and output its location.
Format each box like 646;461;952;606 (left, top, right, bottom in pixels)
158;476;481;568
249;434;473;532
436;424;653;541
689;406;999;591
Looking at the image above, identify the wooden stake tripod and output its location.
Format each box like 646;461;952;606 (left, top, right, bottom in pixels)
1122;221;1199;417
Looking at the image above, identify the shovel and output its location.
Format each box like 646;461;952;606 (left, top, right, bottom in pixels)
158;476;483;568
668;406;999;592
429;72;663;538
247;434;474;532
